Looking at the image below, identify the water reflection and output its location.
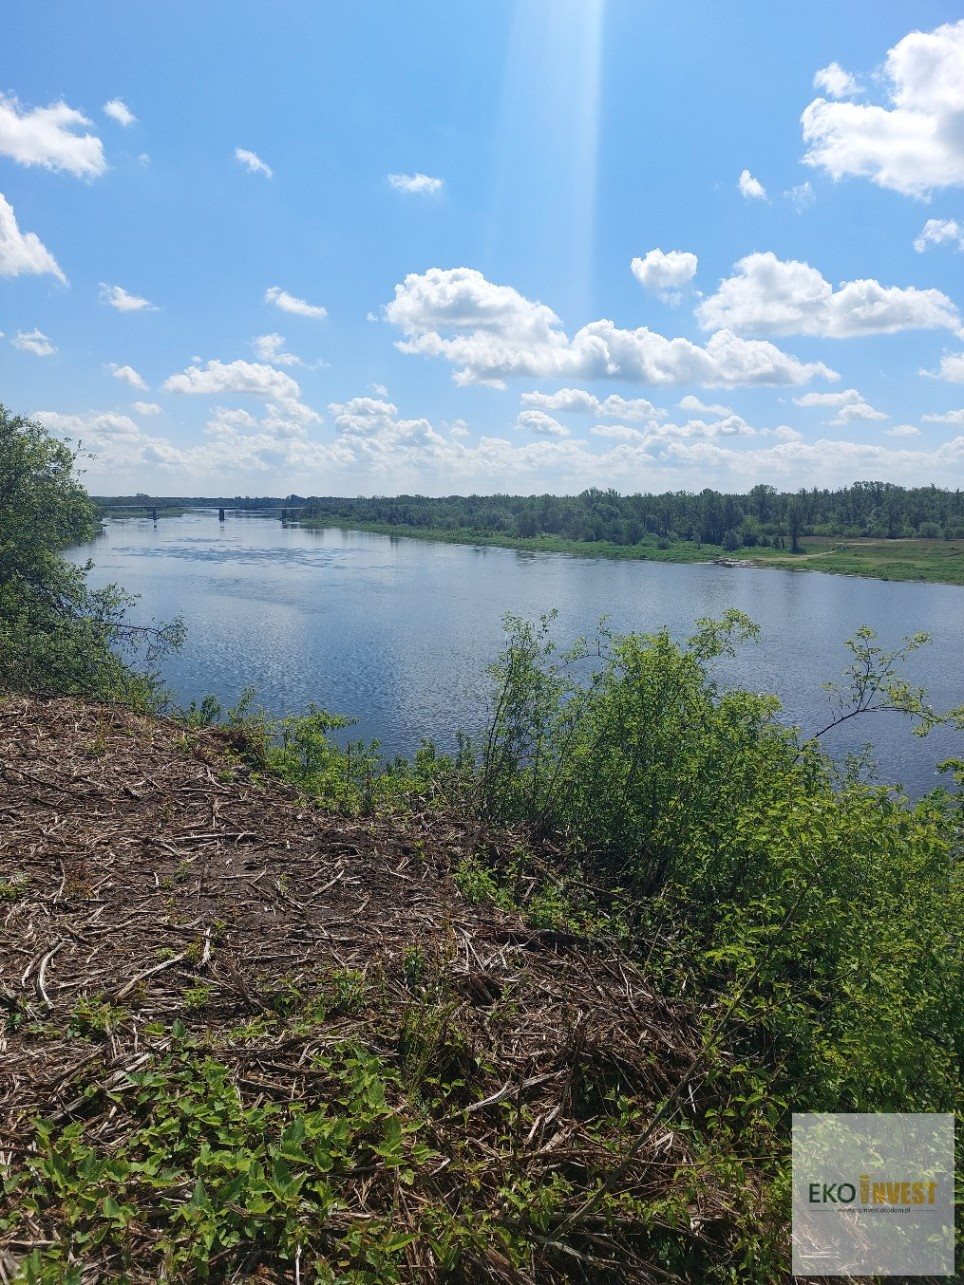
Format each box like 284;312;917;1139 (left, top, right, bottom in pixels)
72;513;964;796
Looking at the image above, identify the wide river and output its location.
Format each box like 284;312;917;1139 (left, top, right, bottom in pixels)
73;512;964;797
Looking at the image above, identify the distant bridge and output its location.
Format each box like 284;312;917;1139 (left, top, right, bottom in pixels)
97;504;311;523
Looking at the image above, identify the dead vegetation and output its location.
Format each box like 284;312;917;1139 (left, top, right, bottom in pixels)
0;695;762;1282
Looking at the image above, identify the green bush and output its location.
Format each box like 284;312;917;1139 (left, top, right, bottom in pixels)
472;610;964;1116
0;406;182;704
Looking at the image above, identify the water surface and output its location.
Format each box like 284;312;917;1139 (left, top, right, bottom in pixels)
73;513;964;796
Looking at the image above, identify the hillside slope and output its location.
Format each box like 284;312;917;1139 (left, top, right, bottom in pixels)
0;696;760;1282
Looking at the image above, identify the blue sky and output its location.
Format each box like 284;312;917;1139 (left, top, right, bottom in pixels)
2;1;964;495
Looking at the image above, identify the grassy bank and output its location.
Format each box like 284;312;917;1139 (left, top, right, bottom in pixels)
299;519;964;584
731;535;964;583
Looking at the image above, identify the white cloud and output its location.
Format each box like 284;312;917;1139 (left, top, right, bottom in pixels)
738;169;767;200
107;362;147;389
38;395;964;495
592;414;759;444
515;410;570;437
385;267;837;389
0;194;66;282
793;387;887;425
631;249;698;299
103;99;136;127
369;382;389;396
253;333;301;366
100;283;156;312
802;20;964;197
926;352;964;381
235;147;273;177
914;218;964;252
813;62;861;98
264;285;327;319
13;328;56;357
38;410;141;440
132;401;161;415
652;414;758;439
590;424;647;442
328;397;400;435
922;407;964;423
0;92;105;178
886;424;920;437
388;172;444;195
785;181;816;212
697;251;960;337
163;359;301;400
520;388;659;420
678;394;734;416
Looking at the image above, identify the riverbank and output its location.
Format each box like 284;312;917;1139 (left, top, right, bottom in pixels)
0;694;766;1282
298;519;964;585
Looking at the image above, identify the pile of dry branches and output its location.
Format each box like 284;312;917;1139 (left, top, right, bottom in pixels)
0;695;753;1281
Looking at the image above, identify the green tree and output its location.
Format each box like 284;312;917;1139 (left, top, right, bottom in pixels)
0;406;182;703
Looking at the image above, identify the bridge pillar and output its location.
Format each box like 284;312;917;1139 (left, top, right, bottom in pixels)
281;508;288;523
151;507;157;523
219;507;225;522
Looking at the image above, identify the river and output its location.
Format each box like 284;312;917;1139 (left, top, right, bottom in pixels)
72;512;964;797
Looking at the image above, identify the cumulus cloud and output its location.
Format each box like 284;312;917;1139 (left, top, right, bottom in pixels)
107;362;147;389
515;410;570;437
697;251;960;337
0;194;66;282
264;285;327;319
132;401;161;415
914;218;964;251
520;388;659;420
922;407;964;423
103;99;136;127
385;267;837;389
793;387;887;425
38;394;964;495
593;415;761;444
253;333;301;366
388;172;444;195
886;424;920;437
738;169;767;200
235;147;273;177
678;394;734;416
13;328;56;357
926;352;964;381
802;20;964;197
38;410;141;440
813;62;861;98
328;398;401;436
100;283;156;312
630;249;698;303
163;358;300;400
0;92;105;178
590;424;647;442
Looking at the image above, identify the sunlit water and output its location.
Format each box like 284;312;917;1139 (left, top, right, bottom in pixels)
71;512;964;797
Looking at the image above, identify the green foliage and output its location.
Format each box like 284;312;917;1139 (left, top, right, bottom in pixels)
0;406;183;704
1;1039;438;1281
471;612;963;1119
295;481;964;547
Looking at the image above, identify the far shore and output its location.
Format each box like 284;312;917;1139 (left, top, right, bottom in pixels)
296;519;964;586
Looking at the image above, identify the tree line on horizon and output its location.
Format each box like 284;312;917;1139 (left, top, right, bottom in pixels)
100;482;964;550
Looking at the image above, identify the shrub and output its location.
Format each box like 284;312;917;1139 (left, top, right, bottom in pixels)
0;406;182;705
